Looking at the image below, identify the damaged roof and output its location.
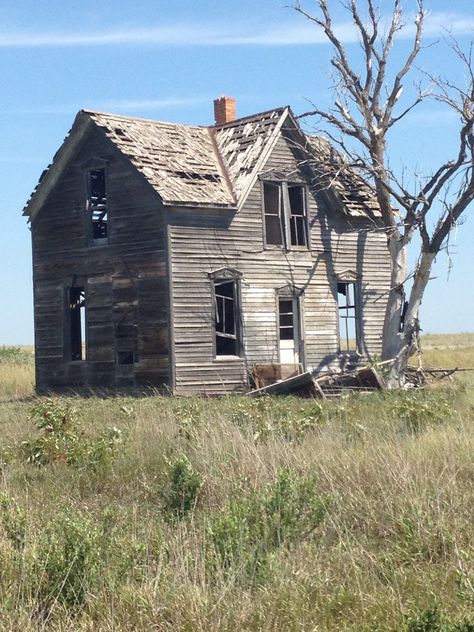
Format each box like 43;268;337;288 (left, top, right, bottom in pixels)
307;136;382;219
23;105;381;220
87;111;235;208
214;107;287;202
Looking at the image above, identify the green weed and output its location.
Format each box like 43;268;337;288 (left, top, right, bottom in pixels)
0;495;26;551
162;454;204;519
21;398;124;469
207;468;329;581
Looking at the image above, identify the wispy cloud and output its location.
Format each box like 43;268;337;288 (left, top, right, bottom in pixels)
0;12;472;48
97;96;211;112
5;96;211;116
397;107;459;128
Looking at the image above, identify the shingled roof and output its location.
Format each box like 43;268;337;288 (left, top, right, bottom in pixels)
87;111;234;208
214;107;287;202
307;136;381;219
23;104;381;220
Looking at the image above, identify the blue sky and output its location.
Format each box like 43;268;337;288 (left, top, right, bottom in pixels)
1;0;473;343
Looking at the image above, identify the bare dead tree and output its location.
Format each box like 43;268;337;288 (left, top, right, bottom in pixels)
294;0;474;385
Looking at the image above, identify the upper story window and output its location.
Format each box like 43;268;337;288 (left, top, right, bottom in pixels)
263;181;308;249
86;168;108;243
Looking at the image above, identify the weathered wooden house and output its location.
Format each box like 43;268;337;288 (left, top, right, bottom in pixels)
23;97;391;395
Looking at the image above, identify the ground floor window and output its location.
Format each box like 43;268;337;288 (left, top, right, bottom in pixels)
278;295;302;365
337;281;359;352
67;286;87;361
214;278;240;356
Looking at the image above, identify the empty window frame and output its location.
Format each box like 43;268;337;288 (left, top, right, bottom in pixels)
214;279;240;356
337;282;359;353
288;184;308;246
263;182;308;249
279;299;295;341
68;287;87;361
87;168;108;242
263;182;283;245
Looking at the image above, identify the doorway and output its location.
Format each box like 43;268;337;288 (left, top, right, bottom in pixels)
278;297;302;366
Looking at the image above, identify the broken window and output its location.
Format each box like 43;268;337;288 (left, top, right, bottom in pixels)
337;282;359;353
87;169;108;242
214;279;240;356
263;182;308;249
263;182;283;245
288;185;307;246
68;287;87;361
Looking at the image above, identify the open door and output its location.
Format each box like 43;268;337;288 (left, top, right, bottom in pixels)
278;297;301;366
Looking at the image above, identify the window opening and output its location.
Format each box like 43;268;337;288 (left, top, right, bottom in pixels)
278;296;301;365
279;300;295;340
214;280;239;356
116;350;135;365
288;185;307;246
69;287;86;361
263;182;308;249
337;282;358;352
88;169;108;241
263;182;283;245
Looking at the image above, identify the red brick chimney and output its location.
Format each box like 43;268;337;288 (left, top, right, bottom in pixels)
213;96;236;126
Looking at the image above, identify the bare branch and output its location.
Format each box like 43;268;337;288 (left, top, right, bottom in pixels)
293;0;474;377
382;1;426;129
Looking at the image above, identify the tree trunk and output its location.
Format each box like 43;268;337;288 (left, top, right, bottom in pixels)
382;234;408;361
385;250;436;388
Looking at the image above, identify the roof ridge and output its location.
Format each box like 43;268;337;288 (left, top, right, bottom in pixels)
82;109;207;129
82;105;290;130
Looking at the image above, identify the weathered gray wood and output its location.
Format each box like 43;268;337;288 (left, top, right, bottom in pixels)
168;127;390;394
32;124;170;391
29;106;390;396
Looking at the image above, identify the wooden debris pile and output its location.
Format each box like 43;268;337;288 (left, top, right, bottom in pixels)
247;362;473;399
405;365;474;387
247;366;385;398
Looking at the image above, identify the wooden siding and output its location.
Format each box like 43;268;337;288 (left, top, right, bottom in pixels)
31;125;169;392
168;130;391;394
30;113;391;396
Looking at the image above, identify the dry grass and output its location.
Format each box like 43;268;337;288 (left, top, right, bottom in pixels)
0;337;473;630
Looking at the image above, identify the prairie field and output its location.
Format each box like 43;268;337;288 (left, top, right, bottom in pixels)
0;336;473;631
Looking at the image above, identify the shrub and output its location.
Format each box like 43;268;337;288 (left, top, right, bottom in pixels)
207;468;329;581
162;455;204;520
22;399;80;466
0;346;33;365
72;426;124;471
405;608;474;631
231;397;324;442
0;495;26;551
175;401;202;440
34;511;102;613
391;391;453;434
22;399;124;469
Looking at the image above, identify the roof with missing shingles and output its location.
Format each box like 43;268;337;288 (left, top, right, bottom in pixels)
307;136;381;219
22;106;381;220
87;111;235;208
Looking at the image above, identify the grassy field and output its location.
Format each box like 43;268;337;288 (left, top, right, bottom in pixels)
0;337;473;630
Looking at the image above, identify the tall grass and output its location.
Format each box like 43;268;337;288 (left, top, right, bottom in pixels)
0;346;34;402
0;337;472;630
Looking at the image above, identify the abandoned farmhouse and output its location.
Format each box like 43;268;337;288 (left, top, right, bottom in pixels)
23;97;391;395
